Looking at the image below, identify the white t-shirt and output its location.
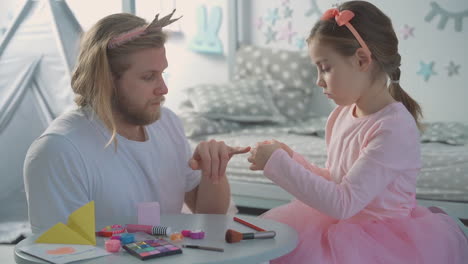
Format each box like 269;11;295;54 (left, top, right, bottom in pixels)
24;106;201;234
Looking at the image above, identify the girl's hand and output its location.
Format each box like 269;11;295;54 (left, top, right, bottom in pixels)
248;140;283;170
275;140;294;158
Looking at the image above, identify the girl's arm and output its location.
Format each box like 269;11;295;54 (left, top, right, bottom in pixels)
272;140;331;181
264;118;420;220
291;152;331;181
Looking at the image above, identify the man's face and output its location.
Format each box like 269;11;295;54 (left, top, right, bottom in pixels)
113;47;168;126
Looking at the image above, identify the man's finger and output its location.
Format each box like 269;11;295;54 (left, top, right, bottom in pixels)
228;146;251;156
218;144;229;182
197;143;211;178
209;141;220;183
189;158;200;170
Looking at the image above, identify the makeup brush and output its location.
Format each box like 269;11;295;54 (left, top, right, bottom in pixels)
225;229;276;243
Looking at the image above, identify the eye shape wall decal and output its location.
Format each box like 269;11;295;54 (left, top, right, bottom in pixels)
425;2;468;32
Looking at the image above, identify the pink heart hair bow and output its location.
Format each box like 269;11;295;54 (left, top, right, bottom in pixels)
322;8;355;26
321;8;371;56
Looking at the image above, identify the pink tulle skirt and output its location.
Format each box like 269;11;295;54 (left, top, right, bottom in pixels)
261;200;468;264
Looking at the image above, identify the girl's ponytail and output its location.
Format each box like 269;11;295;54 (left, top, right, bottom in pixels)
389;67;423;130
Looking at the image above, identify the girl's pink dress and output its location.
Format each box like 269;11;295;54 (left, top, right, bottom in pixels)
262;102;468;263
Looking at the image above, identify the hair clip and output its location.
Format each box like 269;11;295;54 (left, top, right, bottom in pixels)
321;8;372;57
108;9;182;49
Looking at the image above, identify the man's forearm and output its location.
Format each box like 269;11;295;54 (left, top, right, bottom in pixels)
194;175;230;214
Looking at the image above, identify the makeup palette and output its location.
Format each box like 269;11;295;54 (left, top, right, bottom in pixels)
122;239;182;260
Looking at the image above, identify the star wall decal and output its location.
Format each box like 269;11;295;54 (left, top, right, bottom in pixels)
265;8;280;26
400;24;414;40
255;17;264;30
162;71;171;84
279;21;297;43
305;0;322;17
417;61;436;82
283;6;293;18
446;61;460;77
264;26;278;44
332;2;342;8
295;37;306;50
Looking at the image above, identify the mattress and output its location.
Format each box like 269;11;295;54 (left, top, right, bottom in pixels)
189;132;468;203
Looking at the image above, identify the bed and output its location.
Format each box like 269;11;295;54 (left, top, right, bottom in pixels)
181;45;468;220
187;126;468;217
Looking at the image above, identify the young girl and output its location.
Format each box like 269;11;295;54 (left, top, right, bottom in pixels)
248;1;468;263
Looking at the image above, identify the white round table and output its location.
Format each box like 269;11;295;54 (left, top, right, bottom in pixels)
15;214;298;264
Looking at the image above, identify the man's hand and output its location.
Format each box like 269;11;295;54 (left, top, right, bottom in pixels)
189;139;250;184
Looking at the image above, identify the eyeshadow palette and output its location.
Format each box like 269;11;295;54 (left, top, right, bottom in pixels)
122;239;182;260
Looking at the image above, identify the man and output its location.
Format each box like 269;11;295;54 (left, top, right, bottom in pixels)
23;10;249;234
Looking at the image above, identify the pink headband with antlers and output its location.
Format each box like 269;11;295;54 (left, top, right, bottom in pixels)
108;26;148;49
321;8;372;56
107;9;181;49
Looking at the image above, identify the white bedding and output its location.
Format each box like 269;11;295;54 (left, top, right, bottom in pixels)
189;131;468;203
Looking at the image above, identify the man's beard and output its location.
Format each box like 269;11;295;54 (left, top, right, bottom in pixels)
113;95;165;126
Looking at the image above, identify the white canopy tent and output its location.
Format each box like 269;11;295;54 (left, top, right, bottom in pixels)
0;0;81;242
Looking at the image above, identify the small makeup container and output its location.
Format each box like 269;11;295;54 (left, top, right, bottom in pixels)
125;224;172;236
120;233;135;244
181;230;191;237
170;232;184;242
190;230;205;239
105;239;121;253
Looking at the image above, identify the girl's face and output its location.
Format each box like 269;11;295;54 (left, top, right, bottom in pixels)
308;38;368;106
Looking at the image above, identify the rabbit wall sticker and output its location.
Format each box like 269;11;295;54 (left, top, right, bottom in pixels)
189;5;224;55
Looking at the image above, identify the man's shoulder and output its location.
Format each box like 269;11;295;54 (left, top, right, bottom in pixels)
40;107;105;148
43;107;92;136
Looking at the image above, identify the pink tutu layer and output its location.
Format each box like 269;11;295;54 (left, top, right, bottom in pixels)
262;200;468;264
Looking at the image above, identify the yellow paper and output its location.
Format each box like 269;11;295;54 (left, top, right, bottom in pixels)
36;201;96;245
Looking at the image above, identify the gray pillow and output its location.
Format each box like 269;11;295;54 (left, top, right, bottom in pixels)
234;45;317;91
421;122;468;145
185;78;286;123
288;116;327;138
271;84;318;121
179;111;241;138
235;45;319;120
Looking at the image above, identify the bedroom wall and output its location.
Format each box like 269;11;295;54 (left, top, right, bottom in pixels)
136;0;232;112
243;0;468;123
0;1;25;35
